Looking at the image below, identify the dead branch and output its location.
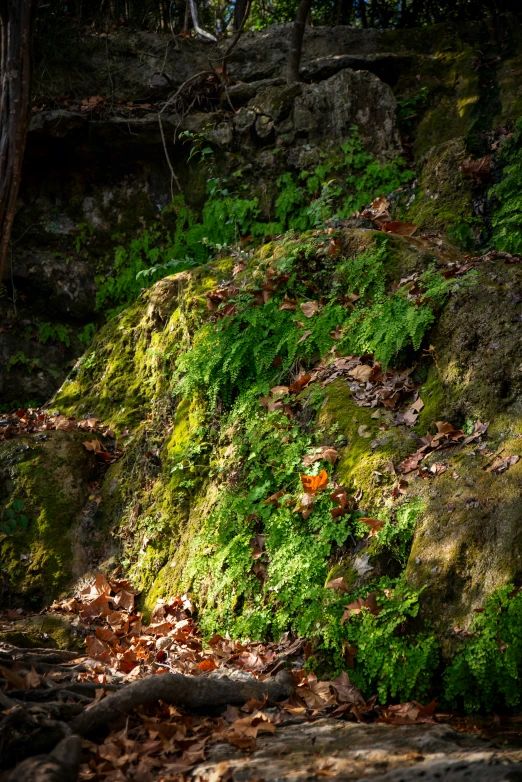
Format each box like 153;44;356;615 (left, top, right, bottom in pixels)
71;669;294;736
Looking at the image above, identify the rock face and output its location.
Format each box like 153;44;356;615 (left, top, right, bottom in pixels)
5;16;522;405
190;720;522;781
243;69;401;164
3;225;522;707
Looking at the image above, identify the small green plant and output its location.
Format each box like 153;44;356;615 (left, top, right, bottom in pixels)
75;222;94;254
7;352;42;372
490;116;522;254
334;581;438;702
38;322;73;347
377;500;423;566
78;323;97;348
397;88;429;132
444;585;522;712
136;255;198;280
176;239;469;410
1;499;28;535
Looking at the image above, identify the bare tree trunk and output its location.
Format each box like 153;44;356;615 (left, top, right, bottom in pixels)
286;0;314;84
0;0;37;284
358;0;368;27
233;0;248;30
183;0;191;32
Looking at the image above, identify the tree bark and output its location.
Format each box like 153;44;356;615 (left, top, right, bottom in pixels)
286;0;314;84
0;0;37;284
233;0;248;30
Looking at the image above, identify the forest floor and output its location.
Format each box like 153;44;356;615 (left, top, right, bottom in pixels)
2;574;522;781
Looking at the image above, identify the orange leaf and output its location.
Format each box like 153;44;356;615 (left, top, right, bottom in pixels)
289;374;312;394
198;658;218;672
300;469;328;495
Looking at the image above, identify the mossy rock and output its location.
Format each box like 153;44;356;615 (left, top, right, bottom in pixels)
424;263;522;423
406;137;474;236
319;380;415;511
402;262;522;657
0;432;95;607
0;614;84;651
52;257;234;432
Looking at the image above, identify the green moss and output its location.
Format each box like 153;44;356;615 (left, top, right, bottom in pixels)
319;381;412;509
0;615;84;651
53;259;233;431
406;138;474;235
0;433;92;605
416;369;447;432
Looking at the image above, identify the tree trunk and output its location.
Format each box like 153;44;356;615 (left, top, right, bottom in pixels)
358;0;368;27
233;0;248;30
0;0;37;284
286;0;314;84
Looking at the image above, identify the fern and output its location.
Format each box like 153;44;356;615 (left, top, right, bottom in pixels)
444;585;522;712
490;117;522;254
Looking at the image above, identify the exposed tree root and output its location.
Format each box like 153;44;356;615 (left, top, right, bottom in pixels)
1;641;294;777
71;668;294;736
7;735;82;782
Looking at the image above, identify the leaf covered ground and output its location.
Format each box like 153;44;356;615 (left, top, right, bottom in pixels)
3;571;522;781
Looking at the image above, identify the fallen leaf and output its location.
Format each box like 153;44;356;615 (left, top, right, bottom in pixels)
460;154;491;180
300;301;319;318
300;469;329;495
353;553;373;576
359;517;384;535
349;365;373;382
289;374;312;394
382;221;418;236
325;577;351;594
198;658;218;672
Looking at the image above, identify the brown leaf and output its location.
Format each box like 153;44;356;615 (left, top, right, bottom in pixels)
289;374;312;394
348;365;373;382
359;517;384;535
330;486;347;507
303;446;339;466
330;671;365;704
382;221;418;236
279;295;297;311
298;492;315;519
0;665;27;690
488;454;520;474
325;577;350;594
460;154;491;181
300;301;319;318
264;490;285;507
297;329;312;344
112;589;135;612
329;324;343;340
270;385;289;398
82;438;103;453
86;635;111;661
327;239;342;258
198;658;218;672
